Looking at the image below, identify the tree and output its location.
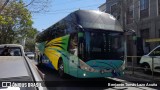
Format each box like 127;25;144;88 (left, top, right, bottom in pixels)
25;38;36;52
0;0;51;13
24;28;38;51
0;0;10;14
23;0;51;13
0;1;33;44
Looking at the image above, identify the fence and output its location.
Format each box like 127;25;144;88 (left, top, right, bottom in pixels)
125;56;160;82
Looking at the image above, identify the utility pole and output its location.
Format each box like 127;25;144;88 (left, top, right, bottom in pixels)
121;0;127;65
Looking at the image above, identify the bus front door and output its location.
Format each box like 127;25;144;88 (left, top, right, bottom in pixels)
68;33;78;77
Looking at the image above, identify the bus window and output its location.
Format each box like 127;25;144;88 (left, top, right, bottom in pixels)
68;33;78;55
78;32;85;60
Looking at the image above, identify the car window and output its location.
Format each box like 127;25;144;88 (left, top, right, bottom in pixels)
0;47;22;56
149;47;160;56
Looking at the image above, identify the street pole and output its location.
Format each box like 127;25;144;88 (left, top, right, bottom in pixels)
121;0;127;66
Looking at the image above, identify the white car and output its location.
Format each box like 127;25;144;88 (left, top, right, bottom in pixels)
0;44;47;90
25;52;35;60
140;45;160;73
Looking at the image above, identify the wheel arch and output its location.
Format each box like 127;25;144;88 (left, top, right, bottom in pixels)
141;62;150;67
57;55;69;74
141;62;152;71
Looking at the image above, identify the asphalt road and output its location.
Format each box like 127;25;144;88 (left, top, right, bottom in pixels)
37;64;122;90
31;60;160;90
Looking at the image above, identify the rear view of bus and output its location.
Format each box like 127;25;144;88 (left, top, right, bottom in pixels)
36;10;125;78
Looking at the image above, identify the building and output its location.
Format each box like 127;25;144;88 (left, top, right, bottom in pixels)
99;0;160;56
98;3;106;12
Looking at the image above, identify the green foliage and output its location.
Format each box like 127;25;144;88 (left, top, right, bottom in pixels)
25;38;35;52
0;1;36;44
24;28;39;52
0;1;39;52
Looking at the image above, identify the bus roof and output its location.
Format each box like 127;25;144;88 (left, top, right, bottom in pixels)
36;10;123;42
47;10;123;32
71;10;123;32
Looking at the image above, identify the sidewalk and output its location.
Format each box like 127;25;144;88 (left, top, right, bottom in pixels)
30;59;38;65
123;70;160;82
115;70;160;90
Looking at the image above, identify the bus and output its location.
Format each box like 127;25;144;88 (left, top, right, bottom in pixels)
35;10;125;78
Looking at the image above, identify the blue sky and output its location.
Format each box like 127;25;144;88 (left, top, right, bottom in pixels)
31;0;106;31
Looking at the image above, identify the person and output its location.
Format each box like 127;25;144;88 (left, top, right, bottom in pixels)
1;46;11;56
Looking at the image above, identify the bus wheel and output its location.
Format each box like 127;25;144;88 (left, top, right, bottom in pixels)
58;59;65;78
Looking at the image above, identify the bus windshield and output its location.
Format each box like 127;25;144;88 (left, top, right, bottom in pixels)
81;30;124;61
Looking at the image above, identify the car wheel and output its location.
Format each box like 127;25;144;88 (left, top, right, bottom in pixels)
58;59;65;78
143;63;151;73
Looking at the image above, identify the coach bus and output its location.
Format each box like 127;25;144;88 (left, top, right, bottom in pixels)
35;10;125;78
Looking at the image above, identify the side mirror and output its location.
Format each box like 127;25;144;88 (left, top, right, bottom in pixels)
77;25;84;32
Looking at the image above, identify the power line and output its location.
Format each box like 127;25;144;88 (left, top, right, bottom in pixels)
53;0;100;7
39;3;101;14
24;0;35;7
53;0;84;6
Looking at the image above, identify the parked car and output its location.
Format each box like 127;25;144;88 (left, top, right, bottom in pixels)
25;52;35;60
140;45;160;73
0;44;47;90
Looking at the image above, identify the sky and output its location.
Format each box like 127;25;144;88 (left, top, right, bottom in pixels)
31;0;106;31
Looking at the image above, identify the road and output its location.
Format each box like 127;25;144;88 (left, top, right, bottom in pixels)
37;64;120;90
35;63;160;90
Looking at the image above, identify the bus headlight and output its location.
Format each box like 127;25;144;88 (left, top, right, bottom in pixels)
119;61;125;71
79;60;96;72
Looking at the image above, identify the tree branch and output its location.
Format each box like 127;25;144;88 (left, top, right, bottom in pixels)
24;0;35;7
0;0;10;14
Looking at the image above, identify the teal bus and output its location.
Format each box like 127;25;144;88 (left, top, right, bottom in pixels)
35;10;125;78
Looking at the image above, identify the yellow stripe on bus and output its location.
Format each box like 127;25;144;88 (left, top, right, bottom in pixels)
46;37;62;46
44;48;61;70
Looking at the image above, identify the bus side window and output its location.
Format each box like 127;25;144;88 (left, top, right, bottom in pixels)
68;33;78;55
78;32;85;60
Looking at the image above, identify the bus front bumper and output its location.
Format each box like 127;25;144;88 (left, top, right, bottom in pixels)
76;69;124;78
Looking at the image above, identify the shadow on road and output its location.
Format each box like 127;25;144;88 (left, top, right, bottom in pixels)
37;64;120;90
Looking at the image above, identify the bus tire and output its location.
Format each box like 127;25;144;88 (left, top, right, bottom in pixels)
58;59;65;78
